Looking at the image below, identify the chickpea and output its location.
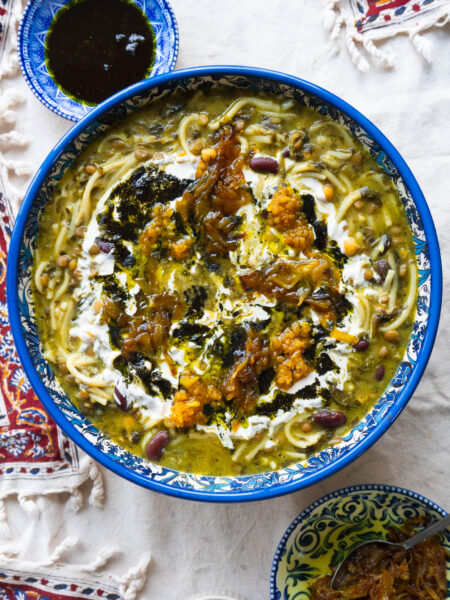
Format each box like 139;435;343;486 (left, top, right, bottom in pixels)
234;119;246;131
364;268;373;281
189;139;204;155
344;237;360;256
40;274;49;288
380;295;389;306
56;255;68;268
384;329;399;342
351;151;363;165
79;389;90;399
301;422;313;433
201;147;217;162
134;146;151;161
379;346;389;358
89;243;100;256
323;185;334;202
112;138;125;149
93;299;103;313
354;199;364;210
75;226;87;238
198;113;209;126
84;163;97;175
366;202;380;215
69;259;78;271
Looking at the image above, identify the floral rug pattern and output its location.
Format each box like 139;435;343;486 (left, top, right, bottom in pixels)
0;192;81;481
351;0;450;33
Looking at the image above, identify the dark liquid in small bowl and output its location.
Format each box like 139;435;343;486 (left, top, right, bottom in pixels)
45;0;155;105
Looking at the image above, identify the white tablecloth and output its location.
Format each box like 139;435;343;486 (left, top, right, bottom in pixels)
2;2;450;598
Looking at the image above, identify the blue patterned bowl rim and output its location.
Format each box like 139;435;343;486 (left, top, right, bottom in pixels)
270;483;449;599
6;66;442;502
17;0;179;121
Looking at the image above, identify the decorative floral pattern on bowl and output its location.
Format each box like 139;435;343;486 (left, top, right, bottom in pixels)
270;483;450;600
6;68;442;502
17;0;179;121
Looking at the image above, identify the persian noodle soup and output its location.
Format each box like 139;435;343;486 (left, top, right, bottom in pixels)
32;89;418;475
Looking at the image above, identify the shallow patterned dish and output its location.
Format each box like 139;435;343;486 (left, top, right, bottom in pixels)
17;0;179;121
7;67;442;501
270;483;450;599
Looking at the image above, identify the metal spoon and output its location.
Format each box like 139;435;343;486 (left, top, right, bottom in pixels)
330;512;450;589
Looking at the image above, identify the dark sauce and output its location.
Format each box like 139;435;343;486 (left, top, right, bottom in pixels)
45;0;156;105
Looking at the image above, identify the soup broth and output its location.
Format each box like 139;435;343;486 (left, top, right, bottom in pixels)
32;88;417;475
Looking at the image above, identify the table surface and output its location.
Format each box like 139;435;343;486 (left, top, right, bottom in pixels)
2;2;450;598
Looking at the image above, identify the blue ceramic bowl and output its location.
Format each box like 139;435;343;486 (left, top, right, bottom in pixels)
7;67;442;502
17;0;179;121
271;484;450;599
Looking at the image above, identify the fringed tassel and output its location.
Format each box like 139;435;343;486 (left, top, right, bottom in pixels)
345;29;370;72
88;460;105;507
0;498;11;539
409;28;433;62
66;487;84;513
37;536;79;567
0;542;18;557
323;2;450;71
82;546;120;573
117;553;152;600
363;38;395;69
0;0;23;82
17;494;40;517
323;0;341;32
0;89;32;208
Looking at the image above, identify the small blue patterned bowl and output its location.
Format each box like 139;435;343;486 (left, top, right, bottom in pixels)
6;67;442;502
271;484;450;599
17;0;179;121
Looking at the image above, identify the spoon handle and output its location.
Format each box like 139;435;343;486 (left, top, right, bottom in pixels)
402;512;450;550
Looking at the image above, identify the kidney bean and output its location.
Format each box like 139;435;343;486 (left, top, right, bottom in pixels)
376;259;391;283
96;239;114;254
354;339;369;351
114;384;128;411
282;147;290;158
146;430;170;461
313;410;347;428
249;156;279;174
375;365;385;381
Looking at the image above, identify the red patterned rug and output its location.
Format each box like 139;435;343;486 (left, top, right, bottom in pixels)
324;0;450;70
0;185;103;534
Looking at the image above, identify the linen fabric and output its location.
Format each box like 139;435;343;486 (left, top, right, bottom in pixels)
0;1;449;599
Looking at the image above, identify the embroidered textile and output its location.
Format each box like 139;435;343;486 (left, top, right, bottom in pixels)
324;0;450;70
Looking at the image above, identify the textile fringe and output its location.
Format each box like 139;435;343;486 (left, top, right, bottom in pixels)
0;497;11;539
0;458;105;536
0;542;18;557
0;88;32;208
0;0;32;209
323;1;450;71
0;545;151;599
17;493;40;516
0;0;22;82
88;460;105;507
116;553;152;600
82;546;120;573
37;536;79;567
